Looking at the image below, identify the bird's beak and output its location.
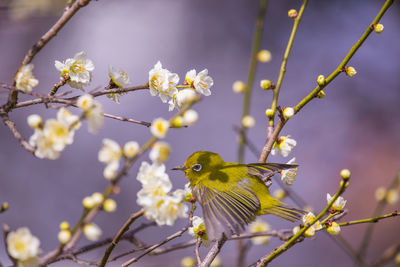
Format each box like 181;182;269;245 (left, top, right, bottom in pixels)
171;165;187;171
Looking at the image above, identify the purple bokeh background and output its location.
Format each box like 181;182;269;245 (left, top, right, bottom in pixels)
1;0;399;266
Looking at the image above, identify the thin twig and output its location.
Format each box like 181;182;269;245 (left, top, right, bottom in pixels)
1;113;35;154
195;237;202;265
103;113;151;127
199;235;227;267
5;0;93;111
98;209;144;267
372;243;400;267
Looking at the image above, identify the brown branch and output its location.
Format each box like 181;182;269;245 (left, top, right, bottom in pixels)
103;114;151;127
258;119;286;163
200;235;227;267
195;237;202;265
98;209;144;267
1;113;35;154
5;0;93;112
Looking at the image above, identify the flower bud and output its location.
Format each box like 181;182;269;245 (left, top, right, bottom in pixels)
83;223;102;241
326;222;341;235
292;225;300;235
1;202;8;212
265;108;274;118
91;192;104;205
395;252;400;264
241;115;255;128
283;107;295;119
82;196;95;209
58;230;71;244
232;81;246;93
171;116;184;128
375;187;386;201
317;75;325;86
273;188;286;200
27;114;43;129
183;110;198;126
260;79;272;90
123;141;140;158
59;221;70;230
316;90;326;99
340;169;351;180
386;189;399;204
345;66;357;77
181;256;195;267
288;9;298;18
257;50;272;63
373;23;384;34
103;199;117;212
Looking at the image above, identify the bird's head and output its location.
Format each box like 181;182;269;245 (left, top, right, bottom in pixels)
172;151;224;183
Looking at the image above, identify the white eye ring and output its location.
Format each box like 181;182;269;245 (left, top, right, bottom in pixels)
192;164;202;172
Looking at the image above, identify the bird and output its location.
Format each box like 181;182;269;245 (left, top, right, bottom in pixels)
173;151;305;241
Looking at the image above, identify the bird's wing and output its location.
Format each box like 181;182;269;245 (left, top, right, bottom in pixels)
247;163;298;180
193;180;260;241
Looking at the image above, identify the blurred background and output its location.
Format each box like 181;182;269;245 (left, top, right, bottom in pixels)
0;0;399;266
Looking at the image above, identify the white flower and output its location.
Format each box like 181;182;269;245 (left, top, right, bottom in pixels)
57;108;81;130
108;65;130;88
77;94;94;111
6;227;40;261
55;51;94;89
249;219;271;245
86;102;104;134
188;216;210;246
326;222;341;235
98;138;122;165
27;114;42;129
77;94;103;134
241;115;255;128
302;212;322;237
271;136;296;157
149;141;171;164
148;61;178;103
136;162;170;186
103;161;119;181
184;182;193;202
281;157;297;185
327;194;347;211
83;223;102;241
58;230;71;244
183;110;198;126
123;141;140;158
168;89;197;111
150;118;169;138
15;64;39;93
43;119;73;151
155;190;188;226
193;69;213;96
29;130;60;160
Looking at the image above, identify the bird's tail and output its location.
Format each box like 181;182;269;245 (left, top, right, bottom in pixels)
265;203;306;222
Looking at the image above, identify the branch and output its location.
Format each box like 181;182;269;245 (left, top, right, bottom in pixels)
103;113;151;127
199;235;227;267
5;0;93;111
268;0;308;124
0;113;35;154
99;209;144;267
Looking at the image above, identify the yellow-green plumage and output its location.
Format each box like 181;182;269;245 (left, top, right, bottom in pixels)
176;151;305;240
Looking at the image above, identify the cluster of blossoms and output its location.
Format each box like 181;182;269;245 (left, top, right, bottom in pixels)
294;194;347;238
28;108;80;159
106;65;131;103
136;161;188;226
188;216;210;246
28;94;103;160
15;64;39;93
136;143;188;225
55;51;94;90
98;138;139;180
6;227;41;266
148;61;213;111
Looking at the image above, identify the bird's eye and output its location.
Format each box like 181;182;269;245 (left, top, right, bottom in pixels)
192;164;202;172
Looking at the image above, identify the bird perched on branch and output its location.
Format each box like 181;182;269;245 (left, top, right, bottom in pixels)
173;151;305;241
